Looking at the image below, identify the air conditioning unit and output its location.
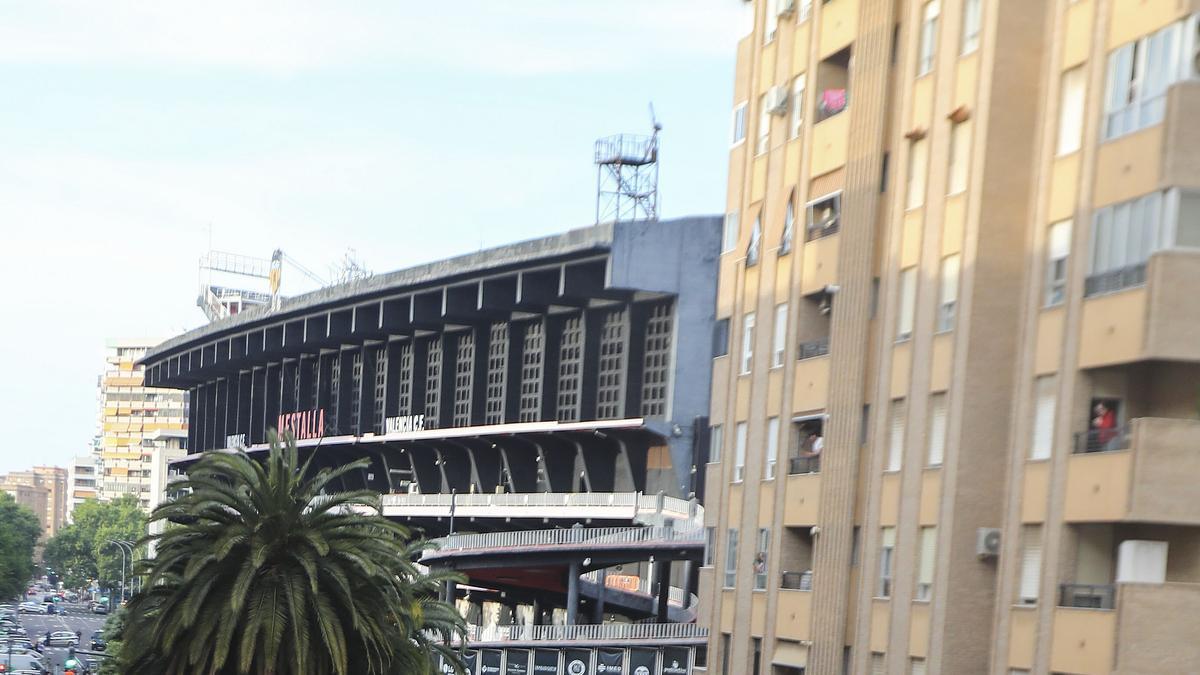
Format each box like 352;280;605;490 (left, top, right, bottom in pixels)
778;0;797;18
976;528;1001;558
767;86;790;116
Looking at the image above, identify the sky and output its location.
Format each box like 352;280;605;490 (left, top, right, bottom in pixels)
0;1;742;474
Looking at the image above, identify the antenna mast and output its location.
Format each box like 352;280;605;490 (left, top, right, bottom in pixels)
594;104;661;224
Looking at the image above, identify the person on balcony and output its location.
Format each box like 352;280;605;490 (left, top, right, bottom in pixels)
797;429;823;472
1090;401;1117;451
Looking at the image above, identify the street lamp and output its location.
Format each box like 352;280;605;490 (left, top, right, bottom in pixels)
104;540;135;604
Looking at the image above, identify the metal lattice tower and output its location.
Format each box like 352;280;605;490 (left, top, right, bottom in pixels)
594;118;660;224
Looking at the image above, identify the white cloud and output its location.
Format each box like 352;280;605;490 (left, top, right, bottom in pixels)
0;0;742;75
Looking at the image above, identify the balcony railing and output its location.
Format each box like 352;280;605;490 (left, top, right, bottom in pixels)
797;336;831;360
580;571;691;608
788;456;821;475
780;570;813;590
1084;263;1146;297
1059;583;1115;610
429;525;704;555
1072;426;1132;454
805;221;839;242
443;622;708;645
382;492;700;524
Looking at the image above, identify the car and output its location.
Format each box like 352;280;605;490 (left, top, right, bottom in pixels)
17;602;45;614
90;603;108;615
45;631;78;647
1;651;47;674
88;631;106;651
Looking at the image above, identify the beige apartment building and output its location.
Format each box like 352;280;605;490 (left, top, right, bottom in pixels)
93;339;189;512
1;466;68;538
698;1;1200;674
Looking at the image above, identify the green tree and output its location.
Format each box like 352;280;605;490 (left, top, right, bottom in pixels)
43;495;146;592
121;433;466;674
0;493;40;599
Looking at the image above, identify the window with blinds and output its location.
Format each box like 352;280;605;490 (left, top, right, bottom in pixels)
870;652;885;675
772;303;788;368
897;267;917;340
937;254;960;332
916;526;937;601
765;417;779;479
907;138;929;210
710;424;724;464
1030;375;1057;460
878;526;896;597
1045;220;1072;307
910;657;927;675
927;393;947;466
724;529;739;588
740;312;756;374
754;528;770;590
734;422;748;482
1019;525;1043;604
887;399;906;472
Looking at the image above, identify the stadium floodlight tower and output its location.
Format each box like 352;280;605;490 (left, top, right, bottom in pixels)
594;107;661;224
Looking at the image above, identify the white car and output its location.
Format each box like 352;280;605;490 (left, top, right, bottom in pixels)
17;602;46;614
46;631;79;647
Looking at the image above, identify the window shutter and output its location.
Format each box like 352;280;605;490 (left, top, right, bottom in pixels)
888;400;906;471
870;653;886;675
918;527;937;590
910;658;927;675
765;417;780;479
734;422;748;481
927;394;947;466
710;425;723;464
1058;67;1086;155
1030;377;1056;460
1019;526;1043;602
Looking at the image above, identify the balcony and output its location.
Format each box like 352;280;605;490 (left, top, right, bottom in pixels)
1079;249;1200;370
1064;417;1200;526
788;456;821;475
1051;582;1200;674
775;586;813;643
783;470;820;527
797;336;830;360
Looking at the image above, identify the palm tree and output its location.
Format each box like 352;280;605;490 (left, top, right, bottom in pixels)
120;432;466;675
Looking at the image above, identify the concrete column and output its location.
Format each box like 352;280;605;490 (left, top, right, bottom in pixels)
443;579;457;604
592;567;608;623
530;597;542;626
682;561;698;610
566;560;581;625
655;560;670;622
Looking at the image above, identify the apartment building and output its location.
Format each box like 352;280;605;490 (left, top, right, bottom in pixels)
94;339;189;511
698;1;1200;674
1;466;67;538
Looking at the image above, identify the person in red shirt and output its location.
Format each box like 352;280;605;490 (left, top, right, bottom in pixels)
1091;401;1117;451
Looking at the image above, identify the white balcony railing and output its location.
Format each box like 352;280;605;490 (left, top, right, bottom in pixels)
443;622;707;645
428;525;704;556
382;491;700;525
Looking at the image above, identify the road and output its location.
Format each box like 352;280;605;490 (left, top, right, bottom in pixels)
16;603;109;672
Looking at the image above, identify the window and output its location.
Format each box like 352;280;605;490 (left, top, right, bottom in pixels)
710;424;724;463
765;417;780;479
1087;191;1164;294
799;0;812;21
704;527;716;566
764;0;779;43
790;74;806;139
887;399;906;472
897;267;917;341
747;216;762;266
878;526;896;597
917;1;940;77
732;102;748;145
916;526;937;600
960;0;981;54
910;658;927;675
780;199;795;254
724;529;739;587
1103;20;1186;140
754;528;771;589
734;422;748;481
772;303;789;367
1030;375;1056;460
757;94;771;155
927;392;947;466
1045;220;1072;306
947;121;971;195
713;318;731;358
740;312;756;374
721;633;732;675
1018;525;1042;603
870;654;886;675
906;138;929;209
937;254;960;332
723;211;740;253
806;192;841;241
1057;67;1086;156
